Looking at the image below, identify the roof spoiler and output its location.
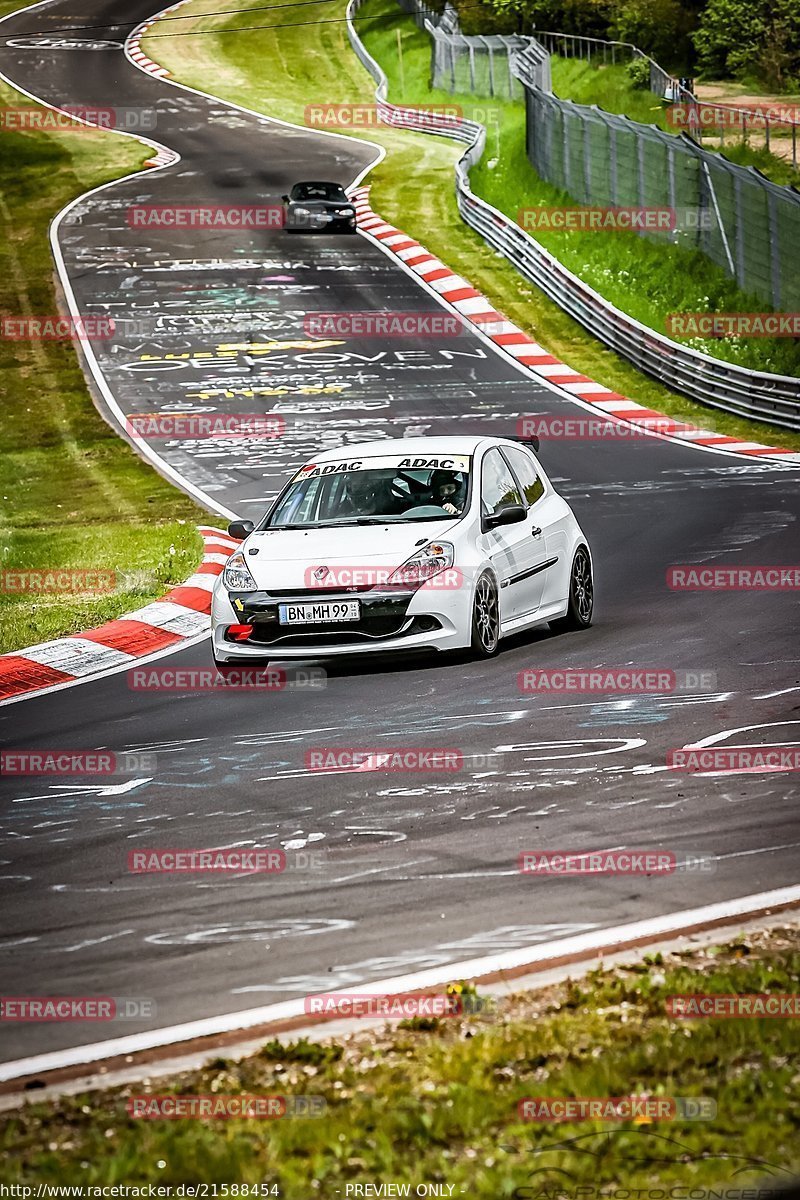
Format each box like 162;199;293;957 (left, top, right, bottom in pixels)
508;434;540;453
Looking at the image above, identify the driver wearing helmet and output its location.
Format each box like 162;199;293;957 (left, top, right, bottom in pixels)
341;469;402;517
429;469;465;516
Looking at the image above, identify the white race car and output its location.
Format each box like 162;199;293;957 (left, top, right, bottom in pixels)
212;436;593;663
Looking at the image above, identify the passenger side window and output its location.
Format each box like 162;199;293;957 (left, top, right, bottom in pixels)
481;448;523;517
502;445;544;507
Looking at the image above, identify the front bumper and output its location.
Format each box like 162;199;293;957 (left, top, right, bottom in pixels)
212;581;471;659
286;209;356;232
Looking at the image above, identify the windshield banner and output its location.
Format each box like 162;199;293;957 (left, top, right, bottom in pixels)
293;454;471;480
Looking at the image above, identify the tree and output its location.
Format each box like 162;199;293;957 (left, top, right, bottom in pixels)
486;0;615;38
610;0;698;72
692;0;800;90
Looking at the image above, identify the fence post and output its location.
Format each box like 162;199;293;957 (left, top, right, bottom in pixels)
609;122;618;205
702;160;735;274
768;191;781;309
667;143;677;243
563;104;571;193
733;175;746;290
583;114;592;203
468;43;475;91
487;41;495;96
637;130;646;230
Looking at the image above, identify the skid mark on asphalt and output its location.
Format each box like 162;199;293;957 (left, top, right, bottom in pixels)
230;924;597;994
576;694;735;726
2;717;795;864
146;918;354;946
678;510;797;563
558;465;800;498
59;930;134;954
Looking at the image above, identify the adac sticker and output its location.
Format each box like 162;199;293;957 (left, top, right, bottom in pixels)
293;454;470;480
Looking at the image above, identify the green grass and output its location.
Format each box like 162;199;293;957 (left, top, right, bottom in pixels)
3;926;799;1192
551;56;675;126
144;0;800;452
549;55;800;188
0;0;211;653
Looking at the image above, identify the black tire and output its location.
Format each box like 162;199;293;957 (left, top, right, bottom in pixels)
470;572;500;657
549;545;593;633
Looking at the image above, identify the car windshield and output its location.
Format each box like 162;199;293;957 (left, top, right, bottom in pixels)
265;456;471;528
291;182;348;202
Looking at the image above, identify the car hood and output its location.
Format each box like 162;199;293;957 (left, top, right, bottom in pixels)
240;521;457;589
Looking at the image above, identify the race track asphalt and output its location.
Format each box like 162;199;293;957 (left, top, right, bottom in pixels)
0;0;798;1065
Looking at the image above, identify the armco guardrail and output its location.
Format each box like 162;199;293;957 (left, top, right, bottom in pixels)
345;0;800;429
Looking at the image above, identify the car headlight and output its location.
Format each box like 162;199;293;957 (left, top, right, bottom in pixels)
386;541;455;590
223;551;257;591
337;208;355;217
292;206;311;216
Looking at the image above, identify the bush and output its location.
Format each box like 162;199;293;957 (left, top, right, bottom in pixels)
259;1037;343;1065
625;55;652;88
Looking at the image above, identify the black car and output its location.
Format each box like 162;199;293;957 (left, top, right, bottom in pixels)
282;180;357;233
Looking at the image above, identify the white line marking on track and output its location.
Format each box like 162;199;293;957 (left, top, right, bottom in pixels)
1;884;798;1083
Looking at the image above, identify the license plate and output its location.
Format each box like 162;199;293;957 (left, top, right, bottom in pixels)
278;600;360;625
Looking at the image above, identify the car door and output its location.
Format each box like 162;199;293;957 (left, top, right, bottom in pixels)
500;444;565;618
479;447;540;622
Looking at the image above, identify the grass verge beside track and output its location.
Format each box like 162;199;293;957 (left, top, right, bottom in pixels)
2;926;798;1193
0;6;210;653
143;0;800;451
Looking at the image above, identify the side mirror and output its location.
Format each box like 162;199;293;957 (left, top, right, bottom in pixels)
228;520;254;540
510;434;540;452
483;503;526;532
281;194;290;203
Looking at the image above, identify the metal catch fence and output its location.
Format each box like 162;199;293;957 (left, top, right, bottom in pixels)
345;0;800;428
